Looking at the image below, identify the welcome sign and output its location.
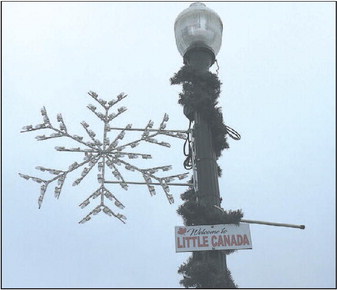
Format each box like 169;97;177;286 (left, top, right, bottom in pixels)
175;223;252;252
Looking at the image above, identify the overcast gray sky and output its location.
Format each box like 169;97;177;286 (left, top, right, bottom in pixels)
2;1;335;288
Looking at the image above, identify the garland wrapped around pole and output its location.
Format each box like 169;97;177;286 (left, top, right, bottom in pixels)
171;65;243;288
170;65;229;158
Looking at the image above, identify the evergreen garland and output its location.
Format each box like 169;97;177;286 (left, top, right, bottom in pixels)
170;65;229;158
170;66;243;288
178;184;243;227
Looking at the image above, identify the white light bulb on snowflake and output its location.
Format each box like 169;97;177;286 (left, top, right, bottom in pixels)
128;153;137;159
54;187;61;197
104;192;113;201
81;121;89;128
108;99;115;106
114;200;123;209
92;190;100;199
33;177;43;183
98;98;107;105
117;213;127;220
89;130;96;138
40;184;46;193
79;215;91;224
87;104;96;111
124;164;132;171
117;93;125;100
160;142;171;147
22;125;33;131
73;135;83;141
97;112;105;119
95;139;102;146
118;131;125;140
98;162;103;171
109;113;116;120
163;113;169;122
149;186;156;195
160;123;167;130
81;168;88;176
167;194;174;204
38;195;43;207
69;163;76;170
103;207;111;216
178;173;188;180
35;135;46;140
92;207;101;215
89;91;98;98
142;154;151;159
72;179;80;186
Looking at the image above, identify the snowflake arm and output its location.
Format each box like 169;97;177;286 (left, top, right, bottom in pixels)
19;157;94;208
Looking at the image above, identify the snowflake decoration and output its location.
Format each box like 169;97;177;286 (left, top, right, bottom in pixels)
19;91;191;224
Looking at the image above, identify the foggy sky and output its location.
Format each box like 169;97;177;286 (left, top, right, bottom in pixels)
2;2;335;288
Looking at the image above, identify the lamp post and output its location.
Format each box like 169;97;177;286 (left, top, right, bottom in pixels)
174;2;227;286
174;2;223;205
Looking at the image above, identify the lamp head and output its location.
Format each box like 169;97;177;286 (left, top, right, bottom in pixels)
174;2;223;66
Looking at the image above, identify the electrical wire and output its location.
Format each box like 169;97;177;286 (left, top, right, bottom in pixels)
183;120;193;170
215;59;220;75
182;123;240;170
225;125;241;140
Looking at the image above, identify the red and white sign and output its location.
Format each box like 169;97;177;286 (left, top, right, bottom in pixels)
175;223;252;252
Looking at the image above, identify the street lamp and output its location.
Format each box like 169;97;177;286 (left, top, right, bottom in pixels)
174;2;228;288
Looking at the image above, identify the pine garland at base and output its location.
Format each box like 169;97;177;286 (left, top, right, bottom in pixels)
171;66;243;288
178;254;237;288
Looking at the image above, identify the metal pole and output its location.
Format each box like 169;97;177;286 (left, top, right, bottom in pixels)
107;127;188;133
105;180;192;186
241;219;305;230
186;48;227;285
213;206;306;229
